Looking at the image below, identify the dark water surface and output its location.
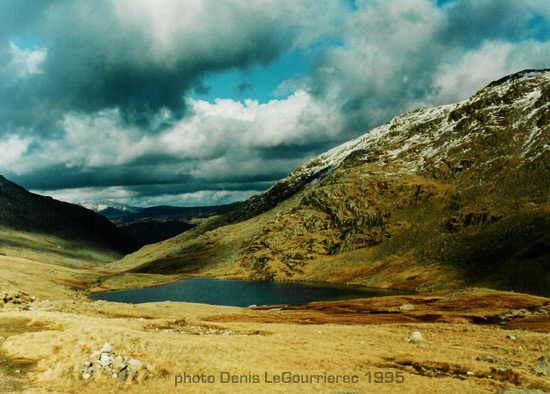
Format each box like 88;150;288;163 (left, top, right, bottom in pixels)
88;277;403;307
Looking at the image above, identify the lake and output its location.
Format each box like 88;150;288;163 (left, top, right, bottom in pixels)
88;277;402;307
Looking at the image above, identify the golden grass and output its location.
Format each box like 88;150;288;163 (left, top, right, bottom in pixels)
0;293;548;394
1;226;549;393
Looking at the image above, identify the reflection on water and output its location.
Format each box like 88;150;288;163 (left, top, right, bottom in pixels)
88;277;404;307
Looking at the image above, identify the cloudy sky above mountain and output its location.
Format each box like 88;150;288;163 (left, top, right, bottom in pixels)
1;0;549;207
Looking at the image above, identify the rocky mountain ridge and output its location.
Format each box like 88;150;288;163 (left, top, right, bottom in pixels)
113;69;550;296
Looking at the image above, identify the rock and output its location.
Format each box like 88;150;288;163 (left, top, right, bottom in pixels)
409;331;424;343
99;353;112;367
117;369;129;382
113;360;126;372
127;367;138;382
128;358;144;371
506;335;517;340
82;373;92;380
90;350;101;359
100;343;112;353
399;303;415;311
533;356;550;376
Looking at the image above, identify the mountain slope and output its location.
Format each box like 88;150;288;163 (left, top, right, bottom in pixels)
113;69;550;296
0;175;134;254
111;203;241;248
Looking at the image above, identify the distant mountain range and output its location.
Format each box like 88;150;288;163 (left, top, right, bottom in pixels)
81;201;241;248
79;201;142;219
113;69;550;297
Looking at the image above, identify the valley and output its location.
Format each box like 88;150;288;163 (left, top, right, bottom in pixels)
0;70;549;393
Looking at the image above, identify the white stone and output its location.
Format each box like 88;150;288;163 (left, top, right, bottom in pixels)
128;358;144;370
99;353;112;367
82;373;92;380
90;351;101;359
409;331;424;343
399;303;415;311
100;343;112;353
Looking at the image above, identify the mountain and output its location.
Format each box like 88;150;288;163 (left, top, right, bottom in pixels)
110;203;241;248
79;201;143;219
112;69;550;296
79;200;239;248
0;176;135;254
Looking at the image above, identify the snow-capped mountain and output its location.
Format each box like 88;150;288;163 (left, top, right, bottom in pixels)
115;69;550;296
79;201;143;218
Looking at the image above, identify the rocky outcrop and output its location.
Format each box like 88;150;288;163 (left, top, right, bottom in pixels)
116;70;550;296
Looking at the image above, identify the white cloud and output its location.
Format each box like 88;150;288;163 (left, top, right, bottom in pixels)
22;109;147;170
36;186;139;205
4;0;550;208
7;42;47;79
129;189;257;207
0;135;31;169
183;90;342;150
311;0;550;133
36;186;257;207
11;88;340;203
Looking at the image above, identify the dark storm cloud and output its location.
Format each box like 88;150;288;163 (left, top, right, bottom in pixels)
438;0;549;47
254;141;334;160
11;163;193;190
12;161;283;197
2;0;550;207
0;0;312;137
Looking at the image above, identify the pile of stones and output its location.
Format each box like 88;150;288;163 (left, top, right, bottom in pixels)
75;343;152;383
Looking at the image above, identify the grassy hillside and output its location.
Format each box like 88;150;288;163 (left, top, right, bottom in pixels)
112;70;550;296
0;175;135;254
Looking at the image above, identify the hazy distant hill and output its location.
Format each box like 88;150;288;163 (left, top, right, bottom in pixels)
0;176;134;254
79;201;143;219
110;203;241;248
113;69;550;296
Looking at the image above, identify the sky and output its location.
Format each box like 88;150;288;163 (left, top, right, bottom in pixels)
1;0;549;207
